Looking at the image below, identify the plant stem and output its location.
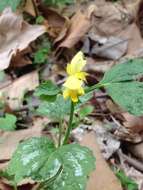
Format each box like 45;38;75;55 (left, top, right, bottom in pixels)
63;101;74;145
85;83;104;93
58;120;62;147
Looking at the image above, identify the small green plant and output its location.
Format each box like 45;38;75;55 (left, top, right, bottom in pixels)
2;52;143;190
116;170;138;190
33;37;51;65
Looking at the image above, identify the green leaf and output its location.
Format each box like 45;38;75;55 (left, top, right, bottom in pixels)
79;105;94;119
105;82;143;116
0;114;17;131
7;137;56;183
7;136;95;190
100;59;143;116
0;0;22;12
36;16;45;24
101;59;143;84
34;80;60;101
34;48;49;64
36;95;70;121
39;144;95;190
116;170;138;190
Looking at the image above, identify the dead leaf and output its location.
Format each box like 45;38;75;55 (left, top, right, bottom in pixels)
55;5;95;49
24;0;36;17
80;132;122;190
38;5;68;38
91;36;128;60
10;47;32;68
123;112;143;133
0;8;46;71
91;3;132;36
0;117;49;161
1;71;39;110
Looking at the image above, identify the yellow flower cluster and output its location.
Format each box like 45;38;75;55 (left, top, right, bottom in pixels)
63;51;87;103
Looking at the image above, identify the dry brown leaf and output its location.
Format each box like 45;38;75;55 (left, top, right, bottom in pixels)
91;3;132;36
24;0;36;17
55;6;95;49
0;8;46;71
1;71;39;109
80;132;122;190
0;117;49;161
127;142;143;162
10;47;32;68
38;5;68;38
123;112;143;133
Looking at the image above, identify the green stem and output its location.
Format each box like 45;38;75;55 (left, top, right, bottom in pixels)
58;120;62;147
85;83;104;93
63;101;74;145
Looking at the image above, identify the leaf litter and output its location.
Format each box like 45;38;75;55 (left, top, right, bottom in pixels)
1;0;143;190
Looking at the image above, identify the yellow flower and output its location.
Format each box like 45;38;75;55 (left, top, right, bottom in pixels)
66;51;87;81
63;87;84;103
63;51;87;102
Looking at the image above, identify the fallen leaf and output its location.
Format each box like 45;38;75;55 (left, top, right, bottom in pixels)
123;112;143;133
24;0;36;17
38;5;68;38
80;132;122;190
0;8;46;71
10;47;32;68
91;3;132;36
91;36;128;60
1;71;39;110
0;117;49;161
55;5;95;49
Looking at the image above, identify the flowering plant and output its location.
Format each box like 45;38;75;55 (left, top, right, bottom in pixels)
2;51;143;190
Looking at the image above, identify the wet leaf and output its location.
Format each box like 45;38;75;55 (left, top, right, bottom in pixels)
40;144;95;190
7;137;95;190
7;137;56;183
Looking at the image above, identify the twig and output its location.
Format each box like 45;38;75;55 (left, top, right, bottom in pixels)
117;149;143;173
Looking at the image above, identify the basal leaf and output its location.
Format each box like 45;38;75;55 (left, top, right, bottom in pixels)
7;137;95;190
36;95;70;121
99;59;143;116
41;144;95;190
7;137;56;183
0;114;17;131
0;0;22;12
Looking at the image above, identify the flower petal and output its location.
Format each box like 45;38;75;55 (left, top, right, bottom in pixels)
63;88;70;99
70;90;78;102
63;76;83;90
67;51;86;75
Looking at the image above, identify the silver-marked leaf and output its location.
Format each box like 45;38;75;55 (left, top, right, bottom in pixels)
7;137;95;190
39;144;95;190
7;137;56;183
